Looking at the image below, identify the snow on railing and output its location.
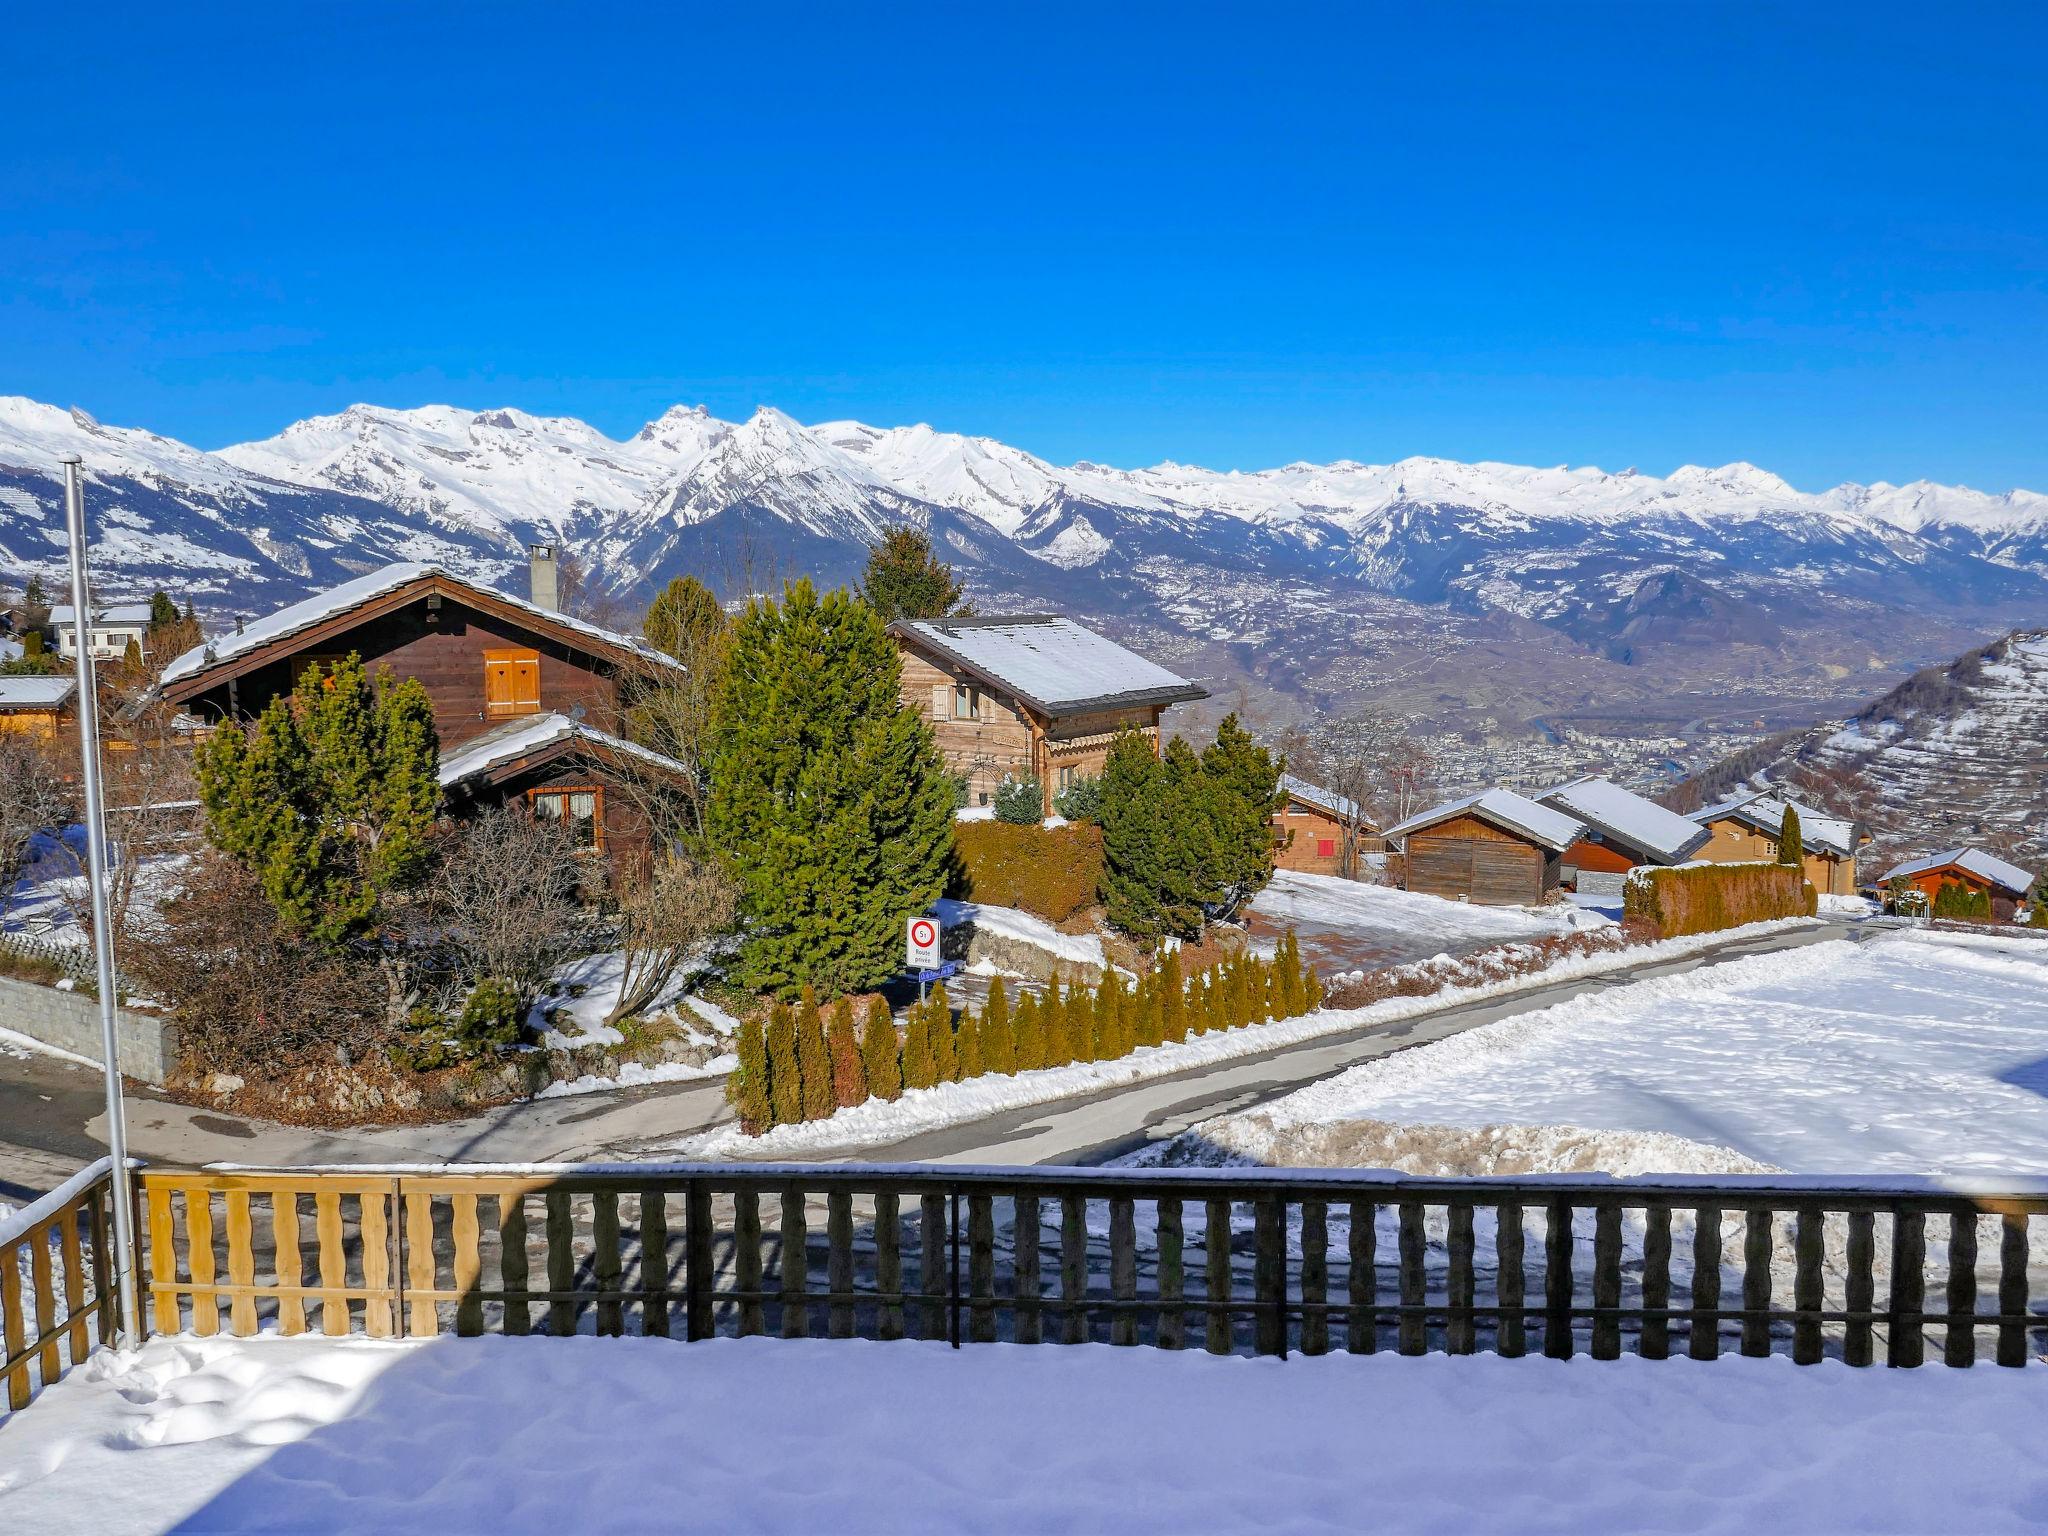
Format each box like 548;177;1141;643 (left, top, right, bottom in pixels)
2;1157;119;1416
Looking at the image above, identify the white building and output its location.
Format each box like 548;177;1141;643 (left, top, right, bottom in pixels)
50;602;153;660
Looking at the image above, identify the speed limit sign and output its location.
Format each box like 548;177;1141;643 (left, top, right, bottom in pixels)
906;915;941;968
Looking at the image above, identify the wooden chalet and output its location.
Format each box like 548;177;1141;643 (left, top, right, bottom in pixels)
0;676;76;740
1687;790;1864;897
1272;774;1384;878
155;550;691;863
887;615;1206;815
1534;776;1710;897
1880;847;2036;923
1385;788;1586;906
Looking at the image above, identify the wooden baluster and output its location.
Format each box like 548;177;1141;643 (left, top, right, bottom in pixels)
147;1184;180;1336
828;1192;855;1340
734;1190;765;1337
499;1193;530;1336
1;1235;25;1410
1740;1208;1772;1357
1012;1194;1040;1345
591;1192;622;1338
922;1192;949;1341
90;1188;116;1347
1689;1205;1721;1361
1590;1202;1622;1360
545;1191;576;1337
224;1190;257;1337
1060;1194;1088;1345
1844;1210;1875;1366
872;1191;899;1341
1254;1198;1286;1358
406;1190;438;1338
1793;1208;1825;1365
60;1207;88;1363
1445;1202;1475;1356
1542;1197;1572;1360
640;1190;669;1338
272;1193;304;1337
1398;1200;1426;1356
1496;1201;1525;1359
361;1188;394;1340
968;1194;995;1344
1888;1209;1926;1368
684;1183;714;1342
1205;1197;1232;1354
781;1189;809;1339
187;1189;219;1337
29;1220;58;1386
1998;1213;2030;1369
1945;1210;1977;1368
315;1190;346;1337
1156;1196;1184;1351
1639;1204;1671;1361
1108;1196;1138;1346
454;1193;485;1338
1347;1199;1376;1354
1300;1200;1328;1357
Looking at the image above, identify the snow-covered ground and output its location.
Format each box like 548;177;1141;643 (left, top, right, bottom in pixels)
4;1334;2046;1534
933;896;1109;972
1165;928;2048;1177
1247;869;1608;971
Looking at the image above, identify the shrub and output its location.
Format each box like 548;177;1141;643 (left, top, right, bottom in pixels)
1053;774;1104;823
765;1003;801;1125
728;1017;772;1133
993;775;1042;825
1623;862;1810;939
860;997;902;1101
1932;879;1993;923
456;978;522;1050
951;819;1104;922
2030;903;2048;929
795;986;833;1120
827;997;866;1110
981;977;1014;1075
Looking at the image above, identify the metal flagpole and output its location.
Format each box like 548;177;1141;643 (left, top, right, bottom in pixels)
58;453;142;1347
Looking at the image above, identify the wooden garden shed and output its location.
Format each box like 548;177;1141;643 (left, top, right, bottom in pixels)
1386;788;1587;906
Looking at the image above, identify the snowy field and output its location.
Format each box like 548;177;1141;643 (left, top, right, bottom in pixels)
4;1334;2048;1535
1246;869;1608;971
1168;928;2048;1177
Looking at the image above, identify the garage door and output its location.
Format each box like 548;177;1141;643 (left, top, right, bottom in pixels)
1409;836;1542;906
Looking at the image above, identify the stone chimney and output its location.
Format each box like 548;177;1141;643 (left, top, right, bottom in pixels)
528;543;558;612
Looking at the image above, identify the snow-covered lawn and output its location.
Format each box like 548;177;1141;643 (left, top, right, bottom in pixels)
4;1334;2046;1535
1247;869;1608;971
1173;928;2048;1177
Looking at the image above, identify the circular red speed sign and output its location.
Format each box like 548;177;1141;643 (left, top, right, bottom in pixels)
910;919;937;948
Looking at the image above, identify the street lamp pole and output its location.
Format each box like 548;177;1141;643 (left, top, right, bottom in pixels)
58;453;142;1347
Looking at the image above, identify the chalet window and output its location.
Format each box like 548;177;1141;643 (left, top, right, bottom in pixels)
1286;804;1309;817
953;684;981;721
1057;764;1075;791
530;785;602;851
291;653;348;688
484;648;542;717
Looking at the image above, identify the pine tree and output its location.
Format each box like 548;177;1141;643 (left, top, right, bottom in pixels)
957;1005;985;1079
859;526;968;623
706;580;955;997
727;1015;773;1133
1098;731;1171;943
827;996;866;1109
147;590;178;630
981;977;1014;1075
1777;805;1803;867
765;1003;801;1126
643;574;728;663
1200;714;1285;918
861;996;903;1101
927;982;958;1082
1160;949;1186;1043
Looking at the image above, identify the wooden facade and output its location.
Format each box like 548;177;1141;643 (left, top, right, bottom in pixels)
440;734;662;877
1693;817;1857;897
1404;812;1562;906
1273;797;1347;875
1890;861;2030;923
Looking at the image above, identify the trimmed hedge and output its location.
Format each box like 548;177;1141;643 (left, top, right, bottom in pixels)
952;820;1105;922
1624;862;1814;939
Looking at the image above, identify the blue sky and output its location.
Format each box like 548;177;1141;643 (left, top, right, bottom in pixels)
5;3;2045;488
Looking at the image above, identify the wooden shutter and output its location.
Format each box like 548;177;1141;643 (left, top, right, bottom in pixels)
484;649;541;717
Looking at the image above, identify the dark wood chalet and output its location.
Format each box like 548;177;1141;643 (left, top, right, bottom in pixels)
1385;788;1588;906
156;550;691;865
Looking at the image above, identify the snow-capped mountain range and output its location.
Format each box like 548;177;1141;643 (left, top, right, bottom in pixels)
3;393;2047;723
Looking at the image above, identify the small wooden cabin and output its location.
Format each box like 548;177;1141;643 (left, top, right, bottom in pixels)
1386;789;1587;906
0;676;76;740
888;615;1206;815
1535;776;1710;897
1880;847;2035;923
1688;791;1862;897
1272;774;1383;878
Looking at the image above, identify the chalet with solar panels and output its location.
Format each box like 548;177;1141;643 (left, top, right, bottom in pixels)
887;615;1207;816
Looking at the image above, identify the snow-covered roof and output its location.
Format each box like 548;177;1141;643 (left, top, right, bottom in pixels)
158;563;682;688
1279;773;1371;825
1880;846;2035;895
1537;777;1708;866
50;603;152;627
0;676;75;710
890;615;1206;717
437;711;693;791
1691;790;1856;859
1384;788;1587;853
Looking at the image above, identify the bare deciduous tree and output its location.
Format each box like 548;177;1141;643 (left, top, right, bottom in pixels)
1284;709;1438;878
55;706;203;946
428;805;601;1018
606;852;737;1027
0;733;74;916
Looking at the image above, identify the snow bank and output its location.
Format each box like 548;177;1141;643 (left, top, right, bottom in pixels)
5;1334;2046;1535
1248;869;1601;941
933;896;1107;970
533;1055;735;1100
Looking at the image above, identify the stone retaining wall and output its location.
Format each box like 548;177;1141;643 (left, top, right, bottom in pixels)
0;973;179;1085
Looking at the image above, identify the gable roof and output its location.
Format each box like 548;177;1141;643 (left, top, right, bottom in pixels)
889;614;1206;718
51;603;153;628
1384;787;1587;853
1691;789;1856;859
1881;846;2035;895
1537;776;1709;865
0;677;75;711
1279;773;1372;826
437;711;694;792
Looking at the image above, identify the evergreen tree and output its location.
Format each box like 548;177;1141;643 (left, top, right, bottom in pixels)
643;574;728;663
1264;958;1284;1022
120;637;142;673
794;986;832;1120
21;630;41;659
827;995;866;1109
1302;964;1324;1012
993;774;1042;825
859;526;967;623
900;997;935;1090
22;574;47;609
1089;973;1113;1061
1160;949;1186;1043
928;982;959;1082
1200;714;1285;917
981;977;1014;1075
195;653;439;945
727;1015;773;1133
1134;971;1164;1049
1098;731;1173;943
957;1005;985;1079
1011;990;1042;1071
1777;805;1803;867
1278;931;1304;1016
1185;970;1207;1035
147;590;178;630
861;997;903;1101
707;581;955;996
1039;977;1066;1067
765;1003;801;1126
